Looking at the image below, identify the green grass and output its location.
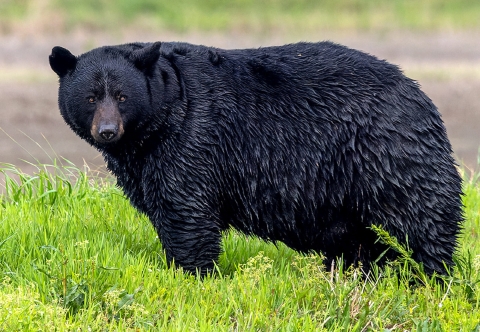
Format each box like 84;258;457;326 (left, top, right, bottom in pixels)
0;162;479;330
1;0;480;34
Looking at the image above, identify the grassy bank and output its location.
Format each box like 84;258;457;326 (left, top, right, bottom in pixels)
0;163;479;330
1;0;480;34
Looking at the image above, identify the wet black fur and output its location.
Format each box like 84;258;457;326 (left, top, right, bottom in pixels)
50;41;464;275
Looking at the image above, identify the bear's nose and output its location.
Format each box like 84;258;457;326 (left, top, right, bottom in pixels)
99;124;118;141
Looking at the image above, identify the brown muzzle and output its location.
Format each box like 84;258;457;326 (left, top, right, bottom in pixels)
90;98;124;144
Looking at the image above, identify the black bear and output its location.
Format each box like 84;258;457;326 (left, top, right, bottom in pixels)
49;41;463;275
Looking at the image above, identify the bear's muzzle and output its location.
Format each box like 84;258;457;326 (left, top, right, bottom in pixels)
91;98;124;144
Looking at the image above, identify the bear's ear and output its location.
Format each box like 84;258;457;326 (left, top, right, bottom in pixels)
49;46;77;77
130;42;162;72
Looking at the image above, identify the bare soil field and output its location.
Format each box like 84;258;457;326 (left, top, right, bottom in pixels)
1;30;479;182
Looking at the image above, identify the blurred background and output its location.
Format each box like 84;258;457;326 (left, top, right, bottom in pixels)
1;0;479;178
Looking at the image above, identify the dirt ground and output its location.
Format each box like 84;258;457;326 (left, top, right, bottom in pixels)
1;30;479;184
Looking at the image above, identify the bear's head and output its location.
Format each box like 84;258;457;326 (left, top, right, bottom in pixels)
49;42;179;151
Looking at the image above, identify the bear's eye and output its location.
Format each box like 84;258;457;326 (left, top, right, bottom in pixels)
118;95;127;102
87;97;96;104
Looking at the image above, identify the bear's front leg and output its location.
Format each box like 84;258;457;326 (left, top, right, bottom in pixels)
141;148;224;275
153;207;223;275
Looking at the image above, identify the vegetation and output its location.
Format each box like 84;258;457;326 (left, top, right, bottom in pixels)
1;0;480;34
0;162;479;330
